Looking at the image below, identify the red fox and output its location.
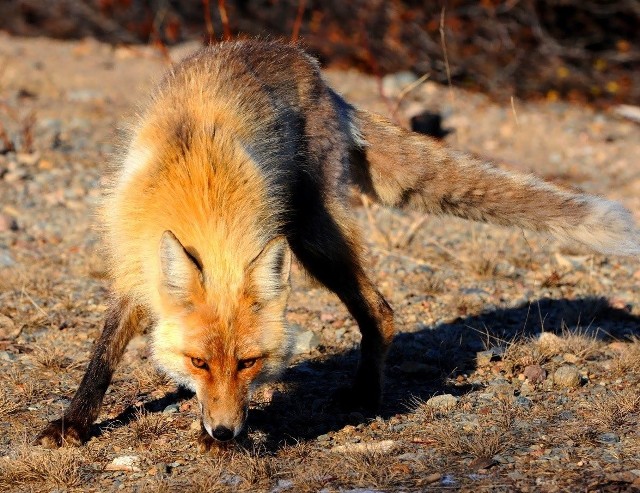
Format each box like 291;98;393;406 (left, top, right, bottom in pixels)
36;40;640;450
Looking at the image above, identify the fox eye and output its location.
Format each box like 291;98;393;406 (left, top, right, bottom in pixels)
251;302;263;312
191;357;208;370
238;358;257;371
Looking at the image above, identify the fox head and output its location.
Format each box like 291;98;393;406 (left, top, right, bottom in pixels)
151;230;293;441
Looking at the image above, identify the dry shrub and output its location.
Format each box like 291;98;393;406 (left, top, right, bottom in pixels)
276;443;337;493
183;456;228;492
233;450;279;489
0;446;90;490
503;338;548;369
505;328;602;371
130;409;172;445
336;450;402;490
428;422;510;460
418;274;445;295
588;389;640;430
132;365;172;390
613;338;640;375
556;324;603;360
0;388;20;419
32;345;77;371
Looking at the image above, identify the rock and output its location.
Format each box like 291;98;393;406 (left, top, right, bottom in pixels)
519;381;535;396
605;471;636;483
382;71;418;96
291;324;320;354
67;89;104;103
330;440;396;454
523;364;547;384
558;410;574;420
0;213;18;232
316;433;331;442
105;455;141;472
563;353;578;364
469;456;497;470
553;365;581;388
423;472;442;484
16;152;40;166
554;252;589;269
607;341;628;354
538;332;563;353
320;312;334;323
0;351;17;362
476;350;494;367
0;314;20;339
0;249;16;267
163;404;178;414
270;479;294;492
598;433;620;444
515;396;532;409
425;394;458;410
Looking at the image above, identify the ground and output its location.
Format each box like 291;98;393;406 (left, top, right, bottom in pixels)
0;34;639;492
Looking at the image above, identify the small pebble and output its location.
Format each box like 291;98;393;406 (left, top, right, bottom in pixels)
523;364;547;384
425;394;458;410
598;433;620;444
105;455;141;472
553;365;581;388
476;350;494;367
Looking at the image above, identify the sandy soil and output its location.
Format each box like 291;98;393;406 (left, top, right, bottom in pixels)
1;34;639;492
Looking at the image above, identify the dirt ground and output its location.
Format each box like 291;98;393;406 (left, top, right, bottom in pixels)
1;34;639;492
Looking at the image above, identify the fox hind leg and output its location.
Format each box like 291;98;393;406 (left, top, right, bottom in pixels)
36;297;144;447
289;206;394;410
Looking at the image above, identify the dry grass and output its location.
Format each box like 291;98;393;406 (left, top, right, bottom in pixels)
0;445;90;490
131;365;172;391
504;328;603;372
31;345;78;372
130;408;172;445
613;337;640;375
181;456;228;491
0;388;20;419
588;388;640;430
428;421;511;460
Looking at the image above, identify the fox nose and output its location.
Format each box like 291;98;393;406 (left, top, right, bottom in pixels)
211;426;235;442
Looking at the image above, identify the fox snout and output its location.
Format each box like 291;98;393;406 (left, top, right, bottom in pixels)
198;392;248;442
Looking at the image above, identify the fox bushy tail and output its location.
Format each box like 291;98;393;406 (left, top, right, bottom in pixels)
350;109;640;256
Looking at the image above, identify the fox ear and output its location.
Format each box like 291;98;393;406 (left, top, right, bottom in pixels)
159;230;203;305
248;236;291;301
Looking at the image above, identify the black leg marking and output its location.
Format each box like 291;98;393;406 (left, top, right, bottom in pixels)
36;297;144;447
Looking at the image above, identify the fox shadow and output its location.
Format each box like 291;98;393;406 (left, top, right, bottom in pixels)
93;296;640;449
249;296;640;449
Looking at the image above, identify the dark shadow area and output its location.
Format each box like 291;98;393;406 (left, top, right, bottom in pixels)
91;386;194;439
90;296;640;449
251;296;640;450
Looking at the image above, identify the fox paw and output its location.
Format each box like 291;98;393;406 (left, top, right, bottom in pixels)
35;419;88;448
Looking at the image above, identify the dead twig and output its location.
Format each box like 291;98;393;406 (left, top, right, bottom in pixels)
439;6;454;106
360;194;392;248
391;72;431;121
393;213;430;249
291;0;307;43
202;0;216;44
218;0;231;41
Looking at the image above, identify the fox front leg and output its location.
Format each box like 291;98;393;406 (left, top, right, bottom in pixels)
36;297;142;447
